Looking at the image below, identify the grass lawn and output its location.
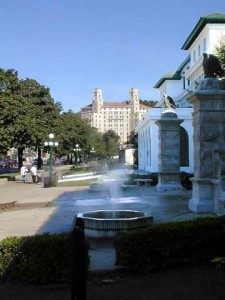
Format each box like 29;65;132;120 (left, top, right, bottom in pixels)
0;173;19;180
58;178;97;187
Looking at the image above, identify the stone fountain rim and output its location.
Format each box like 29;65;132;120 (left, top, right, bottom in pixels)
77;209;147;221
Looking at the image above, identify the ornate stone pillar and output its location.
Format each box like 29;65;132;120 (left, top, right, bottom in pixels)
155;110;184;191
188;78;225;213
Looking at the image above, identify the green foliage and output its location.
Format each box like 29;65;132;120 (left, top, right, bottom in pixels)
69;166;92;173
0;173;19;179
102;130;120;158
0;67;112;162
58;178;97;187
211;257;225;270
214;35;225;71
0;236;26;276
0;69;20;153
139;99;157;107
114;217;225;273
0;233;90;284
56;111;105;160
0;69;62;163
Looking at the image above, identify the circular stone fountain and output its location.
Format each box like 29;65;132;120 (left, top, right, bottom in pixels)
77;210;153;238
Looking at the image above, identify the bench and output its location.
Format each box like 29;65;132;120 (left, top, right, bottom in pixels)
121;183;137;190
133;179;153;186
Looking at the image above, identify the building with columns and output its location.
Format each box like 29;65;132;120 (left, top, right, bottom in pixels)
80;87;149;144
136;13;225;173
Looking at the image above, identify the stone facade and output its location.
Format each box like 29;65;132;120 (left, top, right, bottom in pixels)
188;78;225;213
155;110;184;191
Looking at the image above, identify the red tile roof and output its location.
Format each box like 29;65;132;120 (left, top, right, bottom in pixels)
81;102;149;111
102;102;129;107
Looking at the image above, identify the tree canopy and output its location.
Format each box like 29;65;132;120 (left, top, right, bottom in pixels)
139;99;157;107
56;111;104;160
214;35;225;72
0;68;119;165
102;130;120;158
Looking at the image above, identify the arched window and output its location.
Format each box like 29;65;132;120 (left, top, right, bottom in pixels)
180;127;189;166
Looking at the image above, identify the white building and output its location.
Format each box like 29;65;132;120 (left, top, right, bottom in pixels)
80;87;149;144
136;107;193;173
136;13;225;173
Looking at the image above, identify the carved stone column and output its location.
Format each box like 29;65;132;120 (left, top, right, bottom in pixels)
188;78;225;213
155;110;184;191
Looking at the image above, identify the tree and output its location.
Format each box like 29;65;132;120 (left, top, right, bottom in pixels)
102;130;120;159
0;69;62;169
13;79;62;168
0;69;20;154
139;99;157;107
57;111;83;162
58;111;105;163
214;35;225;71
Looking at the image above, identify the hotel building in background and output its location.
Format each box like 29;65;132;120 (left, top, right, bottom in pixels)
80;87;149;144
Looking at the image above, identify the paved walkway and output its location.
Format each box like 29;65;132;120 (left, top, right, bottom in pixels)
0;170;215;270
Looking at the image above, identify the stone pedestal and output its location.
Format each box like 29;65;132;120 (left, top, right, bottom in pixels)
43;175;58;188
188;177;214;213
188;78;225;213
155;109;184;191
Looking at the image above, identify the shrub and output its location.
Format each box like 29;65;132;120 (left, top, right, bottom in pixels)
211;257;225;270
0;236;26;277
114;217;225;273
0;233;90;284
0;175;18;181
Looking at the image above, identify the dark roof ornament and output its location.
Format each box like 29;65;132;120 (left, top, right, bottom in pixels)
203;53;224;78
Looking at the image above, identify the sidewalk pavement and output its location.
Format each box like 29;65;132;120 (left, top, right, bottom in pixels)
0;172;215;271
0;173;85;238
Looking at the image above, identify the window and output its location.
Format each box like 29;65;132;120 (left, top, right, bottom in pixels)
193;50;196;62
203;38;207;52
183;77;185;90
198;45;201;57
180;127;189;166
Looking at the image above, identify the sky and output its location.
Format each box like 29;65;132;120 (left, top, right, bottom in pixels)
1;0;225;112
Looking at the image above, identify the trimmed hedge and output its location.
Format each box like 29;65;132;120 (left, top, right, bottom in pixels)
0;233;89;284
114;217;225;273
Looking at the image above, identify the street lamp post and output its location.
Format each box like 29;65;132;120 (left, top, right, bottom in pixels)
73;144;81;167
90;148;96;175
44;133;58;183
90;147;96;159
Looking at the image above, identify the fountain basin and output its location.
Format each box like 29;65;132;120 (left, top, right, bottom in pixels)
89;182;110;192
77;210;153;238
